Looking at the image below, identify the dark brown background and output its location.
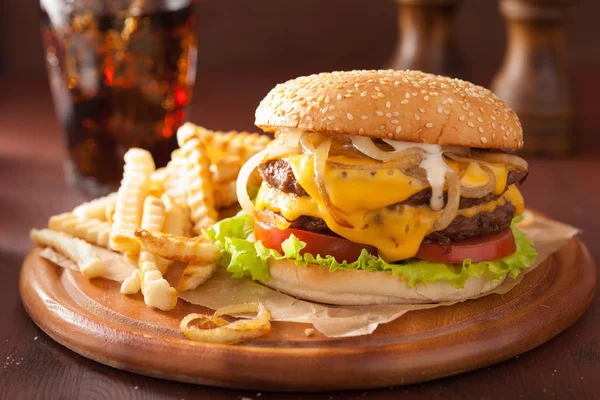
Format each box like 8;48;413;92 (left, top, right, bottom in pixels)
2;0;600;80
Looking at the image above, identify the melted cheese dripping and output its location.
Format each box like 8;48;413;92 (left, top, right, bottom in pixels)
383;139;451;210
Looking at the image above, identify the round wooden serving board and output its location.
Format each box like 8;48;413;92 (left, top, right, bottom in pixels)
20;237;596;392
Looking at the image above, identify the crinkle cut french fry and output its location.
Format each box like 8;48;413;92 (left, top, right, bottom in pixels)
30;229;105;278
177;263;217;292
137;195;177;310
72;193;117;222
150;167;168;194
161;194;185;237
48;212;111;248
211;157;241;184
163;150;187;205
135;229;221;264
213;180;237;209
176;123;270;162
110;148;155;254
163;151;193;237
139;195;170;272
121;269;141;294
140;263;178;311
181;138;218;234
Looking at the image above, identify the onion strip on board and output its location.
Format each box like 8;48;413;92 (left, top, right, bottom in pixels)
180;302;271;345
236;149;269;216
431;171;460;232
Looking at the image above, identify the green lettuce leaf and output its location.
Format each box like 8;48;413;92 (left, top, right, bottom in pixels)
205;212;537;288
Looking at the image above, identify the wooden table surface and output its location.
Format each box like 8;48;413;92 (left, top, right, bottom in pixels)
1;71;599;399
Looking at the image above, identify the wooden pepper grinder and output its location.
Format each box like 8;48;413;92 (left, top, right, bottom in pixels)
491;0;577;155
385;0;466;80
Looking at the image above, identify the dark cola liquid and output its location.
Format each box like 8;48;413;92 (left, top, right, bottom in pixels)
40;2;197;194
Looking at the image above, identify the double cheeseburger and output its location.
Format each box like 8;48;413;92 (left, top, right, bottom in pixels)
208;70;536;305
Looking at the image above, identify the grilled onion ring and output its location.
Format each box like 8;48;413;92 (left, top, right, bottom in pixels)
459;164;497;199
327;152;423;171
431;171;460;232
314;138;353;228
180;302;271;345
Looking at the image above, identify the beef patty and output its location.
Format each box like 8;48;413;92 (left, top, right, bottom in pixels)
258;159;518;243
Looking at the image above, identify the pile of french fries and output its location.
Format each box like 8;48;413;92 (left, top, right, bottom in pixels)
31;123;271;314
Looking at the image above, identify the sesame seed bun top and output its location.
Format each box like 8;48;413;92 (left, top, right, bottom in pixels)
255;70;523;149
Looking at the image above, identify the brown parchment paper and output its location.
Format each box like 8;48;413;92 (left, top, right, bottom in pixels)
39;213;579;338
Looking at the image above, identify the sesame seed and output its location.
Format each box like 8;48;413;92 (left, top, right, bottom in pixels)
424;96;429;101
324;96;330;104
479;127;484;133
347;113;353;120
377;93;385;98
437;107;443;114
401;100;409;105
360;92;367;97
490;115;497;121
375;86;381;92
386;101;391;108
361;115;368;120
412;92;418;97
442;99;448;105
371;95;378;100
480;137;488;143
336;94;342;100
306;116;313;121
376;111;384;116
426;123;433;128
379;125;386;130
405;93;411;98
468;111;474;117
468;121;475;127
359;128;364;134
327;115;336;120
443;109;450;115
396;126;402;134
462;105;468;111
393;112;399;116
322;107;328;113
344;94;352;98
480;107;484;113
419;108;425;113
391;119;399;124
308;123;315;129
414;114;420;121
386;112;393;118
447;98;454;104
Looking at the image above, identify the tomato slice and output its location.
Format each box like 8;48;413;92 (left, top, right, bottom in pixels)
416;228;516;263
254;221;377;263
255;221;516;265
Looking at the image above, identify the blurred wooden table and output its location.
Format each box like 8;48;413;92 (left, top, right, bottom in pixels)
1;71;599;400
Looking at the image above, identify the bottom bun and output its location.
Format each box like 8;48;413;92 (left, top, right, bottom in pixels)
260;258;505;305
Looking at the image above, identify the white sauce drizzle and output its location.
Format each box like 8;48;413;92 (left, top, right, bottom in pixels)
383;139;452;211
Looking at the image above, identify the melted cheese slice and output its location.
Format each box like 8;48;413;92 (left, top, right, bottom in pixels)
256;152;523;262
